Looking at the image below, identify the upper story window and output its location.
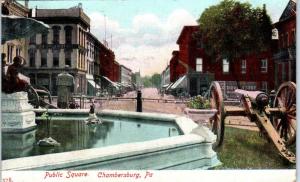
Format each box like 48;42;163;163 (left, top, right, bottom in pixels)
87;42;90;57
291;29;296;45
241;59;246;74
222;59;229;73
7;44;14;64
41;50;47;67
29;50;35;67
65;51;71;67
65;26;73;44
261;59;268;73
196;58;203;72
281;34;285;48
29;35;36;45
52;26;60;44
53;51;59;67
42;33;48;45
16;46;21;57
285;32;289;47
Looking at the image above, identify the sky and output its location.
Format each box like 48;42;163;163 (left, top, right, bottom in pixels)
24;0;289;76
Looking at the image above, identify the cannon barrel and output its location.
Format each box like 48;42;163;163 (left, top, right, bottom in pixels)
235;89;269;107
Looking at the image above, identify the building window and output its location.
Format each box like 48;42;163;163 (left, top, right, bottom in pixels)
53;51;59;67
291;29;296;44
16;47;21;56
52;26;60;44
261;59;268;73
285;33;289;47
65;26;72;44
41;51;47;67
87;42;90;57
223;59;229;73
241;59;246;74
196;58;203;72
65;51;71;67
90;63;94;75
29;50;35;67
29;35;36;44
42;33;48;45
281;34;285;48
261;82;268;92
7;44;13;64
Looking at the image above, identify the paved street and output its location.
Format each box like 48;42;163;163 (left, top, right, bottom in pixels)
98;88;258;131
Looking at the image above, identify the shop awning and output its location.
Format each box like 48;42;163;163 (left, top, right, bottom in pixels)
102;76;119;88
166;82;174;91
171;75;187;89
87;80;100;89
162;84;169;88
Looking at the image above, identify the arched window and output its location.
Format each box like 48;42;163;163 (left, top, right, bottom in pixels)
64;26;73;44
42;33;48;45
29;49;36;67
65;51;71;67
41;50;47;67
53;50;59;67
52;26;61;44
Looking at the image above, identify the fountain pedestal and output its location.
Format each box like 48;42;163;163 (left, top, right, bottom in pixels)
2;92;36;132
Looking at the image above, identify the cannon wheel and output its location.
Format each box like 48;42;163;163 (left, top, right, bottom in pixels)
27;85;40;108
272;81;296;146
208;81;225;149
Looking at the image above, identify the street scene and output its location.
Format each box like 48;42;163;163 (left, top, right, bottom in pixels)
1;0;297;181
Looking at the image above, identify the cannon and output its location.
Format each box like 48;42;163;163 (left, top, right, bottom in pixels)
208;81;296;164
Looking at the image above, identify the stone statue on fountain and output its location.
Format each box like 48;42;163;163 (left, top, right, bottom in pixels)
1;55;36;132
2;56;29;94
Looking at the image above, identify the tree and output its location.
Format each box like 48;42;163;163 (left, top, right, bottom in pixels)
198;0;273;88
151;73;161;88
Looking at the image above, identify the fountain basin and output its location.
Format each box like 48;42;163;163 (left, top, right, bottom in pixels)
2;109;221;170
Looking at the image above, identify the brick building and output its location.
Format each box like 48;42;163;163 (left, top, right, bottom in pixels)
120;65;132;84
99;42;121;91
171;25;275;97
99;43;115;80
112;61;120;82
273;0;296;88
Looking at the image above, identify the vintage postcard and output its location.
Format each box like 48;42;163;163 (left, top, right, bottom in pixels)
1;0;297;181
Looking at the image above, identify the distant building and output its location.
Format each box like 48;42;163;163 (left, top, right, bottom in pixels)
112;61;120;82
273;0;296;88
120;65;132;84
86;32;101;96
99;43;115;82
1;0;30;64
23;5;91;95
160;65;170;87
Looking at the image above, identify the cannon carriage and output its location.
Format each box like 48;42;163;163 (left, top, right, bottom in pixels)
207;81;296;163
